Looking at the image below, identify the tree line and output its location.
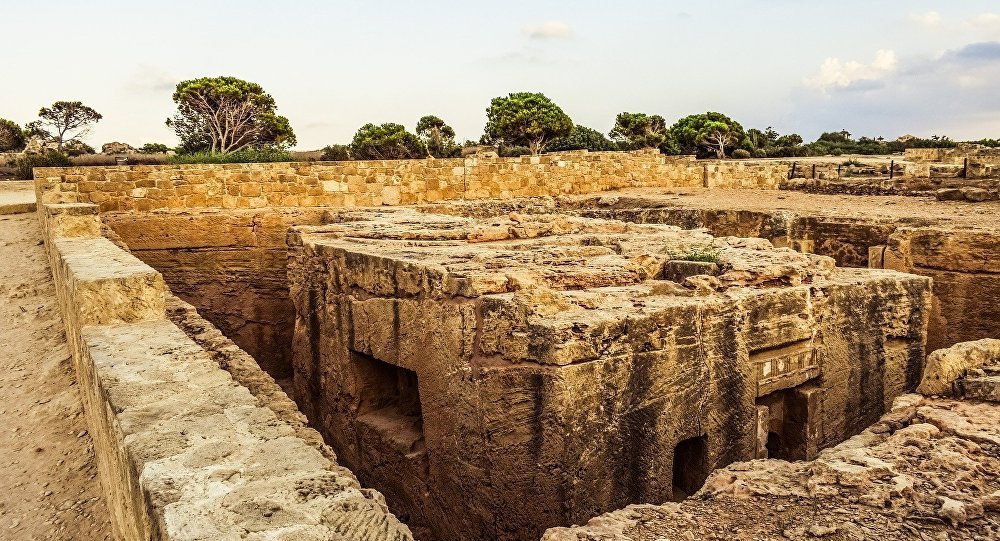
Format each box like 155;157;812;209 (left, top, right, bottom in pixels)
1;76;991;166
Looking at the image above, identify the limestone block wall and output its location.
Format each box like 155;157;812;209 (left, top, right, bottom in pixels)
38;202;412;540
703;159;799;189
33;151;817;214
102;208;329;381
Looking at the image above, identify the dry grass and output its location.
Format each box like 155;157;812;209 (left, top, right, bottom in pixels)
288;150;324;161
71;153;170;166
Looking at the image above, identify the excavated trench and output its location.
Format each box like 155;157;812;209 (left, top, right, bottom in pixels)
96;202;966;541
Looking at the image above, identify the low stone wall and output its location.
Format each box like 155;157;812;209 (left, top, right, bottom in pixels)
33;152;831;213
38;202;412;540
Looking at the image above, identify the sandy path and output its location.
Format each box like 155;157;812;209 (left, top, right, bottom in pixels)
0;212;110;540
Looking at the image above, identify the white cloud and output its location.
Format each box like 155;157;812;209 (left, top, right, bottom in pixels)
910;11;942;28
124;65;176;94
970;13;1000;33
804;50;898;91
791;42;1000;140
522;21;573;40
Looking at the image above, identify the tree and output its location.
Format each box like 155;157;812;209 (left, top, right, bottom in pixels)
166;76;296;153
547;125;617;152
483;92;572;155
609;112;667;150
350;123;425;160
139;143;171;154
775;134;803;147
320;144;351;161
26;101;102;149
669;112;746;159
0;118;26;152
416;115;460;158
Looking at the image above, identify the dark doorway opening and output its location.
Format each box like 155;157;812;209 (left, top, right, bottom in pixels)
352;351;424;452
757;389;809;461
671;435;709;501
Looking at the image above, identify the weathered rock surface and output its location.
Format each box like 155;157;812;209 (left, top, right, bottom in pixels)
543;395;1000;541
287;208;930;541
100;141;137;154
39;201;414;541
918;339;1000;396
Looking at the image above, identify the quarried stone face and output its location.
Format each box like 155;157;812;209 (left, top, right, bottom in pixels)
286;209;930;541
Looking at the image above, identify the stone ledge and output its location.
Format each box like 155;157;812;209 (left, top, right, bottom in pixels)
38;201;414;541
82;320;412;541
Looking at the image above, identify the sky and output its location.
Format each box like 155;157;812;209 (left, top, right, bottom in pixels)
3;1;999;150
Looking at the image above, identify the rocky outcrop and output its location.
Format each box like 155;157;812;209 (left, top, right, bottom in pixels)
100;141;137;155
918;339;1000;396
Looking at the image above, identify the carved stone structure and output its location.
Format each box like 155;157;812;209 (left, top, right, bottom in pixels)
285;209;930;540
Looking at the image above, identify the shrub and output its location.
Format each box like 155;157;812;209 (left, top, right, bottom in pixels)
547;124;617;152
731;149;752;159
351;123;425;160
498;145;531;157
751;149;768;158
139;143;171;154
670;245;722;263
63;140;95;157
12;151;72;179
320;144;352;161
168;148;292;164
0;118;26;152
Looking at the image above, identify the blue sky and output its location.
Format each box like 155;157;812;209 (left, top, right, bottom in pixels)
4;1;999;149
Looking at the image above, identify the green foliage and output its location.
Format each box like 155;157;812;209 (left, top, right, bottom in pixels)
547;125;616;152
731;148;751;159
669;112;746;159
27;101;102;148
350;123;425;160
139;143;171;154
167;148;292;164
62;140;95;156
11;151;72;179
609;112;668;150
415;115;461;158
167;76;296;153
670;245;721;263
974;138;1000;148
0;118;26;152
483;92;572;155
320;144;352;161
498;145;531;157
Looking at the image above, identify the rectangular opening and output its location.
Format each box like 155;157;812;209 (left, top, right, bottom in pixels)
352;351;425;454
671;435;709;501
756;389;808;461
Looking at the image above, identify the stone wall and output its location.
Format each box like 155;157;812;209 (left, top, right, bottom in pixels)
33;152;823;213
38;202;413;540
102;208;328;381
904;144;1000;178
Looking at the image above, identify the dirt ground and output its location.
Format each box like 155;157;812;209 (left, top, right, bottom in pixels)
0;212;110;540
586;187;1000;230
